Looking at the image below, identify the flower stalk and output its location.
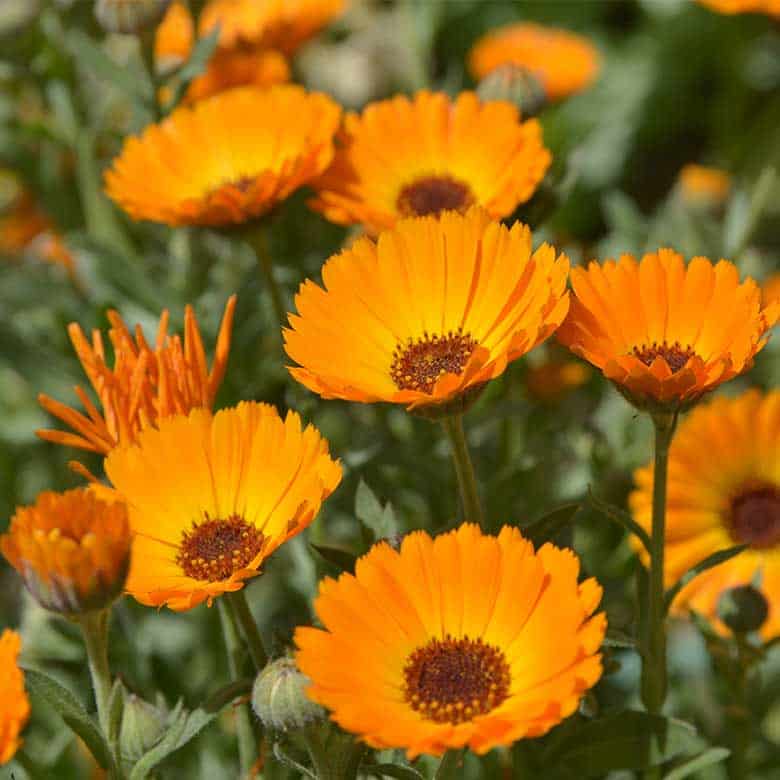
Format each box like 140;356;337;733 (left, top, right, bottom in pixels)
78;609;113;736
246;224;287;331
227;589;268;671
442;414;485;527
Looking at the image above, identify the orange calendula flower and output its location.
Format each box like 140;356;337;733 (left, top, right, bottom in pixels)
37;296;236;456
0;630;30;766
296;523;605;757
154;0;194;73
468;23;600;102
285;208;569;415
556;249;778;411
200;0;345;55
678;164;731;208
310;90;550;235
105;85;341;227
1;489;131;615
104;402;342;611
697;0;780;16
630;389;780;639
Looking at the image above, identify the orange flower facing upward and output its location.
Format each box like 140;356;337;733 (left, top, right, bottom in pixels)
678;164;731;208
154;0;194;73
105;402;342;610
1;489;131;615
200;0;345;55
310;90;551;235
285;208;570;415
557;249;778;411
630;389;780;639
0;630;30;766
468;23;600;102
38;296;236;456
296;524;605;757
105;85;341;227
697;0;780;16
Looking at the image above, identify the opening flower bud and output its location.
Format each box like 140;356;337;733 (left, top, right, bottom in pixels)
119;694;168;761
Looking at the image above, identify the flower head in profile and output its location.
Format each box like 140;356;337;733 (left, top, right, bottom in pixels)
105;402;342;611
0;630;30;766
105;85;341;227
557;249;778;411
696;0;780;17
310;91;550;235
296;523;605;757
199;0;345;55
677;164;731;209
630;389;780;639
1;489;131;615
285;208;569;416
469;23;600;102
38;296;236;457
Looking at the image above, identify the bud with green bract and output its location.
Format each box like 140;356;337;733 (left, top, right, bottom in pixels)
119;694;168;761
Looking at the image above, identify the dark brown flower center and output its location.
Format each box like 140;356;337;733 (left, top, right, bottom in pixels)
390;330;477;394
632;340;696;373
403;635;511;725
177;513;265;582
396;175;475;218
728;485;780;550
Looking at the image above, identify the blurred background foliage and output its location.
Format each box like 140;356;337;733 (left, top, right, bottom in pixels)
0;0;778;777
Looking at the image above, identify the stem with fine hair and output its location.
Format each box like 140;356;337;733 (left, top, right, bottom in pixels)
246;224;287;331
227;589;268;671
442;414;485;528
78;609;112;736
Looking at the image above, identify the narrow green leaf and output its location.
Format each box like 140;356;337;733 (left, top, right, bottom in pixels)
603;628;637;650
106;679;125;745
311;543;359;573
723;166;776;258
355;478;398;540
663;747;730;780
587;488;651;553
664;545;747;613
128;709;188;780
201;678;253;713
24;668;113;770
523;503;580;547
163;27;220;112
363;764;426;780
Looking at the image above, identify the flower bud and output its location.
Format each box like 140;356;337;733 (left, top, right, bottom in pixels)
677;164;731;212
477;63;547;118
119;694;168;761
94;0;171;35
252;656;325;732
717;584;769;635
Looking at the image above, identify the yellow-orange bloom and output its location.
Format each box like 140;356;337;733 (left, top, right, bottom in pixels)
1;489;131;615
468;23;600;102
630;389;780;639
0;630;30;766
105;85;341;227
310;91;550;235
557;249;778;410
762;273;780;308
525;357;591;403
285;208;570;414
37;296;236;456
200;0;345;55
105;402;342;611
678;164;731;208
154;0;194;73
296;524;605;757
697;0;780;16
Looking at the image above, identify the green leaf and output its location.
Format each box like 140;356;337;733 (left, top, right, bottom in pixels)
162;27;220;112
24;668;113;771
355;478;398;540
587;488;651;553
106;679;125;746
663;746;730;780
311;543;359;573
723;166;776;258
362;764;426;780
603;628;637;650
523;503;580;547
664;545;747;613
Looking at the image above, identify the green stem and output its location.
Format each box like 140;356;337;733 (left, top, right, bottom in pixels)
246;225;287;331
78;609;112;736
219;599;258;777
302;724;364;780
727;641;751;780
442;414;485;527
434;749;464;779
227;589;268;671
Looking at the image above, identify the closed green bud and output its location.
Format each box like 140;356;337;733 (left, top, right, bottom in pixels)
717;584;769;635
119;694;168;761
94;0;170;34
252;656;325;732
476;63;547;118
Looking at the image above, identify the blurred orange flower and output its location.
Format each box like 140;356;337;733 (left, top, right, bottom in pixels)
525;358;591;403
678;164;731;208
154;0;194;73
0;630;30;766
697;0;780;16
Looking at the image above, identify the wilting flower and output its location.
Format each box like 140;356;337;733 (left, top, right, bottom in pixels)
677;164;731;209
285;208;569;415
1;489;131;615
469;23;600;102
696;0;780;17
154;0;194;73
105;85;341;227
0;630;30;766
630;389;780;639
199;0;345;55
310;90;550;235
557;249;778;411
296;523;605;757
37;296;236;456
104;402;342;610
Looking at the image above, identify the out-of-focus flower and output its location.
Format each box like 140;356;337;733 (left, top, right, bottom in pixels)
0;630;30;766
1;489;131;615
104;402;342;611
296;524;605;757
310;91;551;235
95;0;171;34
696;0;780;17
200;0;345;55
105;86;341;226
285;208;569;416
525;358;591;403
154;0;193;73
557;249;778;412
630;389;780;639
677;164;731;209
37;296;236;456
762;272;780;307
468;23;600;102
